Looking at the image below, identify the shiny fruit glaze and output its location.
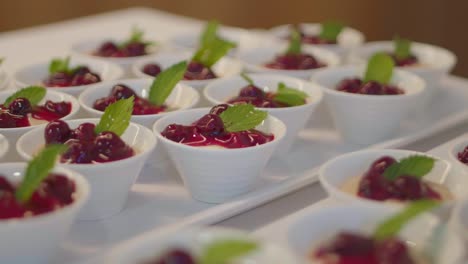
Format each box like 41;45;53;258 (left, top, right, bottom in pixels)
0;174;75;220
161;104;274;149
93;84;166;115
336;78;405;95
265;53;325;70
142;61;217;80
0;98;72;128
457;146;468;164
228;85;291;108
44;66;101;87
357;156;441;201
143;249;196;264
314;232;416;264
389;53;419;67
45;120;134;164
94;41;147;57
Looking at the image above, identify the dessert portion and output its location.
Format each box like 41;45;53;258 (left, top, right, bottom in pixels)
457;145;468;164
337;53;405;95
342;155;453;202
162;104;274;148
0;145;76;219
43;57;101;87
289;22;344;45
266;30;325;70
142;21;235;80
0;86;72;128
312;201;438;264
388;37;419;67
45;97;135;164
94;61;187;115
142;238;258;264
227;74;308;107
94;27;153;58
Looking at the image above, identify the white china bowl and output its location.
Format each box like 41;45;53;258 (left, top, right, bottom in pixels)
106;227;300;264
352;41;457;104
16;118;156;220
0;134;9;161
312;66;425;144
450;198;468;242
204;73;323;155
14;56;124;96
319;149;464;208
0;89;80;161
132;51;243;90
288;204;464;264
237;44;340;79
79;78;200;128
447;134;468;177
0;163;89;264
269;23;365;60
153;108;286;203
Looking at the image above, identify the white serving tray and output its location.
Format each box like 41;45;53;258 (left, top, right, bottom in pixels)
252;133;468;259
0;7;468;264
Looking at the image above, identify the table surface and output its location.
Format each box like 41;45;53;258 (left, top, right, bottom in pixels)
1;5;468;246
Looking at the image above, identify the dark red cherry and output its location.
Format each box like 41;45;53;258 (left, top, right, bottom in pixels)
73;66;91;75
44;72;72;87
8;98;32;116
29;190;60;215
122;42;146;57
458;146;468;164
93;131;134;162
336;78;363;93
0;176;14;192
70;123;96;142
142;63;162;77
44;100;72;116
0;192;26;219
209;104;229;115
360;81;383;95
42;174;76;205
193;114;225;136
151;249;196;264
97;41;119;57
184;61;217;80
239;85;265;99
111;84;137;100
93;96;117;111
0;112;17;128
45;120;71;144
61;139;94;164
70;71;101;86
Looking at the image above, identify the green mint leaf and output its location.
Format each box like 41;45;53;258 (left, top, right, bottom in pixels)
219;104;268;133
374;200;440;240
94;96;134;136
240;72;254;85
383;155;436;181
273;82;308;106
148;61;187;106
192;36;236;67
394;36;412;60
286;29;301;54
363;53;395;84
200;239;258;264
15;144;67;203
0;57;4;65
200;20;219;46
319;21;344;41
119;26;149;48
4;86;46;107
49;56;71;74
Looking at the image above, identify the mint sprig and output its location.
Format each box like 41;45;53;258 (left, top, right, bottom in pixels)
374;200;439;240
394;36;412;60
192;36;236;68
15;144;67;203
273;82;308;106
319;21;344;42
119;26;153;48
49;56;74;75
4;86;46;107
200;20;220;46
286;29;301;54
382;155;436;181
148;61;187;106
240;73;254;85
363;53;395;84
219;104;268;133
94;96;134;136
200;239;258;264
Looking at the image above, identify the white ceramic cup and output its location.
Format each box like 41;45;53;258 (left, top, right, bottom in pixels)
106;227;300;264
450;198;468;243
78;78;200;128
153;108;286;203
0;163;89;264
14;56;124;96
351;41;457;106
447;135;468;178
16;118;156;220
288;204;464;264
0;134;9;161
312;66;425;145
319;149;463;209
236;44;341;79
204;73;323;156
0;90;80;161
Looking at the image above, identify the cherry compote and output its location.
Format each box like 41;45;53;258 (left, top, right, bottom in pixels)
265;53;325;70
161;104;274;148
143;249;196;264
0;174;75;219
336;78;405;95
44;120;134;164
93;84;166;115
389;53;419;67
44;66;101;87
142;61;216;80
95;41;147;57
457;145;468;164
228;84;304;108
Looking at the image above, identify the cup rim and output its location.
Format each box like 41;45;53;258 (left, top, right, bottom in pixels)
153;107;286;153
0;162;89;226
203;73;324;112
16;118;157;168
78;78;200;119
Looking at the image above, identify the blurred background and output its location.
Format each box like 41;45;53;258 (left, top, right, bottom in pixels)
1;0;467;76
